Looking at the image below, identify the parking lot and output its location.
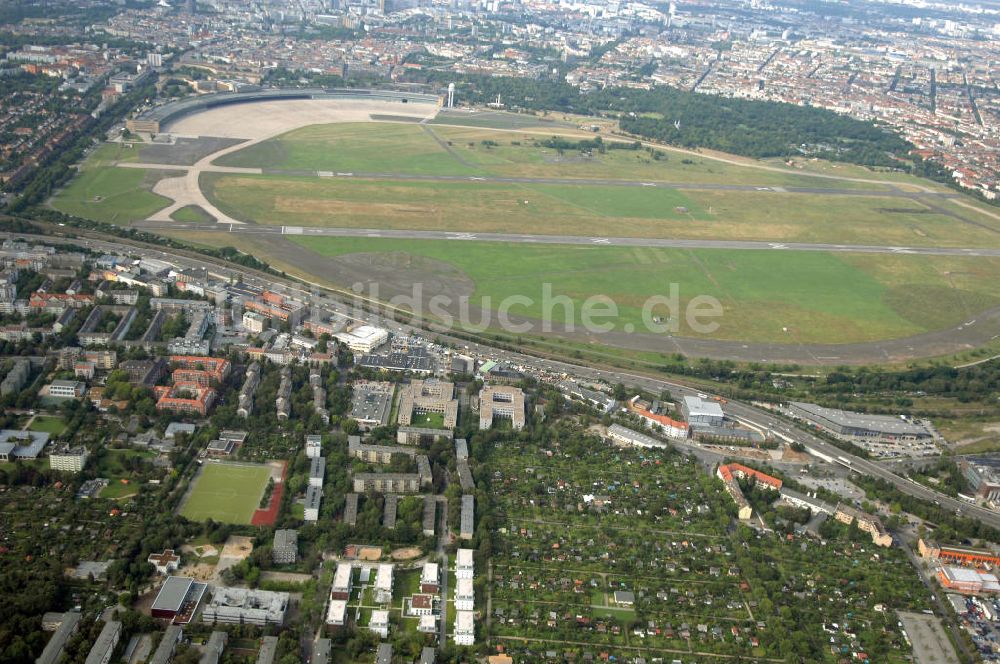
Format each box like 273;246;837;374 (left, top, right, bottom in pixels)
899;611;959;664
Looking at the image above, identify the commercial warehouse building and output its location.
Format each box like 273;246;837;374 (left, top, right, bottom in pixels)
788;401;932;445
682;395;725;426
938;566;1000;595
350;382;394;429
335;325;388;353
919;539;1000;568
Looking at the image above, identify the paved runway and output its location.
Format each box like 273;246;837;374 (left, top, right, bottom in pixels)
120;161;961;198
132;220;1000;257
265;168;959;197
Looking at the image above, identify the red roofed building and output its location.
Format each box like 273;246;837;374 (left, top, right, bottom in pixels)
718;463;782;491
172;368;216;387
29;292;94;312
627;397;689;439
919;539;1000;568
169;356;230;383
155;382;216;416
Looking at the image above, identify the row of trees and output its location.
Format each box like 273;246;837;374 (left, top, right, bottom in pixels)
418;72;912;167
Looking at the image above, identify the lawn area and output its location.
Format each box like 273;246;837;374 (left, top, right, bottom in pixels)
170;205;215;223
179;462;272;524
99;480;138;500
431;124;893;189
94;449;156;476
28;416;66;435
412;411;446;430
50;165;174;224
290;236;1000;344
202;173;707;237
215;122;478;175
201;171;1000;248
591;605;637;620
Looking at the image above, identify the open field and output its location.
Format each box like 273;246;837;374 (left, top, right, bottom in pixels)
170;205;215;223
48;108;1000;356
99;480;138;500
201;173;1000;248
28;416;66;435
179;462;272;524
215;121;911;189
288;236;1000;344
216;122;478;175
51;165;174;223
430;108;581;130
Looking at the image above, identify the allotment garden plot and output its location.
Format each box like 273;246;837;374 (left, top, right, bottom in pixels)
484;430;931;662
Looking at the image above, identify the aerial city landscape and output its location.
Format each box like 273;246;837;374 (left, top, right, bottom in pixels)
4;0;1000;662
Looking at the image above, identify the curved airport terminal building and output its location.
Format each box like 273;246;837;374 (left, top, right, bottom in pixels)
126;87;443;133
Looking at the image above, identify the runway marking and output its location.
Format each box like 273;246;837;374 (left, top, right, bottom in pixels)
755;187;772;191
591;238;610;244
469;177;486;181
336;172;354;177
318;171;334;177
769;243;787;249
449;233;477;240
641;182;657;187
771;186;787;193
282;226;303;235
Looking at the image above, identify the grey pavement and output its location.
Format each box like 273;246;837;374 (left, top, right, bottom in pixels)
130;220;1000;258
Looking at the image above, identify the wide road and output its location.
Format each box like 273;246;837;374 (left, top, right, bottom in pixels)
130;220;1000;258
17;228;1000;531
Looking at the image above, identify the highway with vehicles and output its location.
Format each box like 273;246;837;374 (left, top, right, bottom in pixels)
18;227;1000;533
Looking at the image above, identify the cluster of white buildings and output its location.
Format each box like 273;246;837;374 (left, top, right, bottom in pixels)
453;548;476;646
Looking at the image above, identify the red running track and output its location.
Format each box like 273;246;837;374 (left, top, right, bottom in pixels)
251;461;288;527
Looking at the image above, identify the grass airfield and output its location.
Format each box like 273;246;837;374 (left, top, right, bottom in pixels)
49;112;1000;352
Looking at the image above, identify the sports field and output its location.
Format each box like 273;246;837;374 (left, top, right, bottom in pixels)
180;462;272;524
288;236;1000;344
